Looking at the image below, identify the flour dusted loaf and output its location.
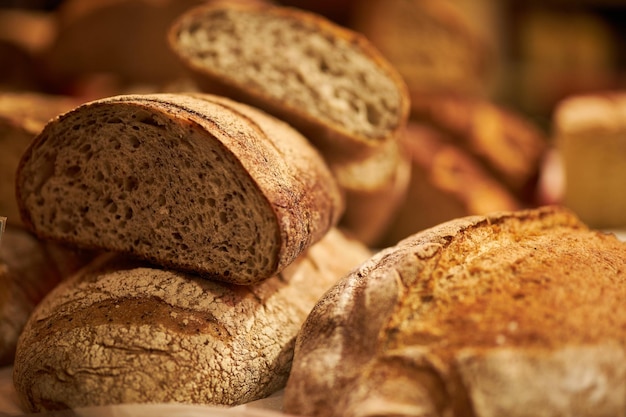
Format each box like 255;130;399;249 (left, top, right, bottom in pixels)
16;92;343;285
13;228;371;412
554;91;626;229
284;205;626;417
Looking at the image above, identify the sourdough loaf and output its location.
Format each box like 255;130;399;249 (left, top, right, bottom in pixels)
13;227;371;412
16;92;343;285
350;0;495;98
554;91;626;229
284;205;626;417
168;2;409;160
0;225;95;366
167;3;410;245
377;122;520;248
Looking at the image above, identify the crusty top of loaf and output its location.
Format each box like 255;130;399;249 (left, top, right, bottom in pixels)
284;205;626;417
16;93;343;285
168;2;409;156
13;227;372;411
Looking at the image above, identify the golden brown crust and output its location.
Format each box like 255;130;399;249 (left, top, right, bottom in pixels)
284;206;626;417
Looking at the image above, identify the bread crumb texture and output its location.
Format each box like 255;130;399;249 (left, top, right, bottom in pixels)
284;206;626;417
171;4;405;141
16;93;342;284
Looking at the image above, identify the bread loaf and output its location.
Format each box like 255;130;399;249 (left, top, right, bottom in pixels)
350;0;495;98
0;225;95;366
168;2;409;160
409;94;548;201
13;227;372;412
16;92;343;285
554;91;626;229
167;3;410;245
284;205;626;417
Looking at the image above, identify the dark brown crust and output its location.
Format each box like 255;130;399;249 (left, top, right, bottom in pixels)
167;2;410;161
16;93;343;284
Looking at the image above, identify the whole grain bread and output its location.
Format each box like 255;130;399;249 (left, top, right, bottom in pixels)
16;92;343;285
283;205;626;417
13;227;371;412
168;2;409;160
167;3;410;245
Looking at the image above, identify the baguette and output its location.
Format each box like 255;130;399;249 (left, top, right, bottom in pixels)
13;228;372;412
16;93;343;285
284;205;626;417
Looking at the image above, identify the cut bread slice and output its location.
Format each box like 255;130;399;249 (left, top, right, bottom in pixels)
167;2;409;160
16;93;343;285
284;205;626;417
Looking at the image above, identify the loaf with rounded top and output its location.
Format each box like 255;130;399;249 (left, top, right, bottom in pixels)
13;227;372;412
283;205;626;417
16;92;343;285
168;2;409;160
0;225;95;366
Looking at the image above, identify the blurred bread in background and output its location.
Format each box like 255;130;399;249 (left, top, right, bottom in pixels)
553;91;626;230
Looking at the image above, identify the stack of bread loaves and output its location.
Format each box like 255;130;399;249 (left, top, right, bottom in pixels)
12;92;373;412
167;1;411;246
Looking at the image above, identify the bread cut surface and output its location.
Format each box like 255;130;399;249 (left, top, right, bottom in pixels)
16;93;343;284
283;206;626;417
168;3;409;156
13;228;372;412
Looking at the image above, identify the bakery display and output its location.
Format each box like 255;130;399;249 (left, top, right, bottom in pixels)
284;205;626;417
554;91;626;229
349;0;496;98
0;0;624;415
16;92;343;285
13;228;371;412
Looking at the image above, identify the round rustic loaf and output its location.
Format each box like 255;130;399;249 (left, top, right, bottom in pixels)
284;205;626;417
16;92;343;285
13;227;371;413
0;225;94;366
